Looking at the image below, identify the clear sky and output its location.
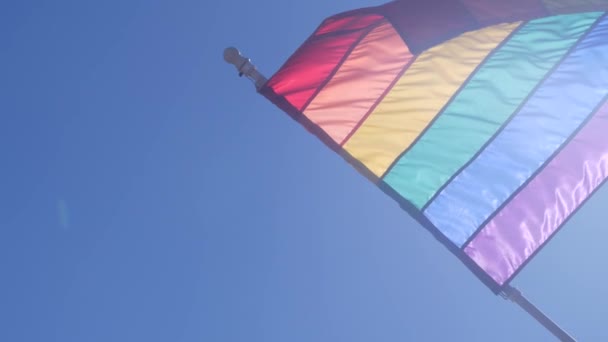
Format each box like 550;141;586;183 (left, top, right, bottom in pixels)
2;1;607;341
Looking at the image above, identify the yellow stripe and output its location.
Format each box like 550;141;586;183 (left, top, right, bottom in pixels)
343;22;520;177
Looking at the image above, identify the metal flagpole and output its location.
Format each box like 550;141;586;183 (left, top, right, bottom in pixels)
223;47;576;342
502;285;576;342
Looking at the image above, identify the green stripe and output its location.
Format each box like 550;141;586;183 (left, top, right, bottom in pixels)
383;12;602;209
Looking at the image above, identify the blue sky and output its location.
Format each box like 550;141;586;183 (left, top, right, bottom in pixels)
2;1;607;341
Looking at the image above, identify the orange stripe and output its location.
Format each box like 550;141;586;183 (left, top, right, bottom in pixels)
302;20;413;145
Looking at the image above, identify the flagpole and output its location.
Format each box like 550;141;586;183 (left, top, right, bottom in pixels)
502;285;575;341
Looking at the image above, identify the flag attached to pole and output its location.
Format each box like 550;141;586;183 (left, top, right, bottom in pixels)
259;0;608;293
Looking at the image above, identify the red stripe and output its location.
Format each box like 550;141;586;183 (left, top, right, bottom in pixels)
264;13;383;111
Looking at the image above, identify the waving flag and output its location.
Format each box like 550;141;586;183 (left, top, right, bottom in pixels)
259;0;608;293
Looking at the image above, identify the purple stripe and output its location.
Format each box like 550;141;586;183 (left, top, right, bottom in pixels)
465;101;608;285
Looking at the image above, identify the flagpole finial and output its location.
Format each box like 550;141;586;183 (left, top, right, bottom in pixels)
223;47;267;90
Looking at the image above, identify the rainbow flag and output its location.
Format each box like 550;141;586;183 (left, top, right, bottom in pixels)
260;0;608;293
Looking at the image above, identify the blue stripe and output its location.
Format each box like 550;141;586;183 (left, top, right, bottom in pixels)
424;15;608;246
